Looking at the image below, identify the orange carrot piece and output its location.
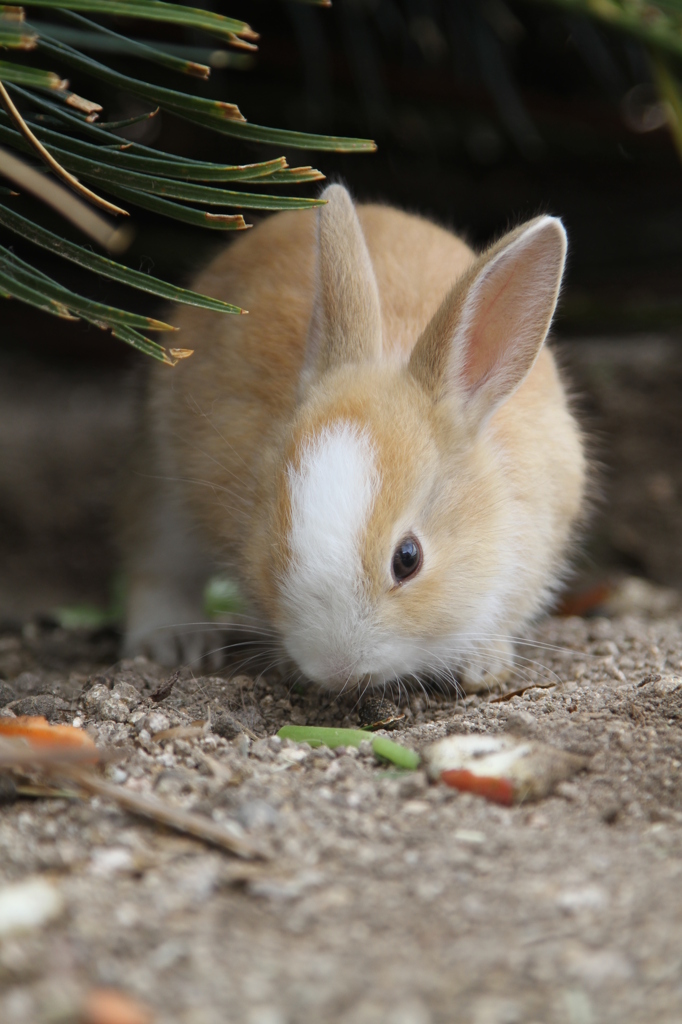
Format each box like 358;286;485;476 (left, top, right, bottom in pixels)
0;715;98;757
440;769;515;806
554;583;612;617
83;988;154;1024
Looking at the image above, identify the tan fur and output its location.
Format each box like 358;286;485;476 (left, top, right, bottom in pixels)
122;187;586;690
304;185;382;384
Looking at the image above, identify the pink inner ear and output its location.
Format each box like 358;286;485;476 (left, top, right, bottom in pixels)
461;253;521;392
456;221;565;404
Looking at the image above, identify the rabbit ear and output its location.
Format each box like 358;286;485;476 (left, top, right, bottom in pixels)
302;185;382;387
408;215;567;426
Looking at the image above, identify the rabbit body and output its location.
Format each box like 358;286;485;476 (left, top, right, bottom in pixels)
122;187;586;692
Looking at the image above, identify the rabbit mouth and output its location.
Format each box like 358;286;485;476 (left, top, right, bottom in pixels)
286;647;373;692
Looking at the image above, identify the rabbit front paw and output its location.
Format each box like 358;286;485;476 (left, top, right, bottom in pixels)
123;587;225;669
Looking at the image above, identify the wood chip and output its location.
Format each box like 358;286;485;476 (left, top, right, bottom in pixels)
150;672;179;703
153;723;208;743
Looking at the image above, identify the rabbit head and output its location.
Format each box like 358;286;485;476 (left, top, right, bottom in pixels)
251;185;571;691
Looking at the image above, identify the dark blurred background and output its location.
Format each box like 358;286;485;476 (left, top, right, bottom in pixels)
2;0;681;623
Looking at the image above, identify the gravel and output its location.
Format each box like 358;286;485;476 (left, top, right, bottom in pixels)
1;608;682;1023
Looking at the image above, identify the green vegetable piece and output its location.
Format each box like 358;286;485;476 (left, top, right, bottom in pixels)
53;604;111;630
277;726;369;749
204;576;245;617
276;725;420;770
371;736;421;771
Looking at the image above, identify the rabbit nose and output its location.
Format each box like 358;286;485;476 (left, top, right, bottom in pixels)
321;669;355;690
317;661;365;691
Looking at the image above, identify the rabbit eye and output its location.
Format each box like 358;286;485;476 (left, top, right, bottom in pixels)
392;535;423;583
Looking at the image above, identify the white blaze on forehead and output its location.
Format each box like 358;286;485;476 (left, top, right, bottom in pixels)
281;420;379;684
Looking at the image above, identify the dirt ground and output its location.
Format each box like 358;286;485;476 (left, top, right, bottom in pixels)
1;604;682;1024
1;334;681;1024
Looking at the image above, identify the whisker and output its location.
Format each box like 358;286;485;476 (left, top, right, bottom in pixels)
138;471;251;511
447;632;591;658
185;392;250;470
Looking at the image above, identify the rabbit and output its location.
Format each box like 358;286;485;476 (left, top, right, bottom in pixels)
120;184;586;694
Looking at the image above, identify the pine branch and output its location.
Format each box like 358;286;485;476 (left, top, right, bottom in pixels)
0;2;375;360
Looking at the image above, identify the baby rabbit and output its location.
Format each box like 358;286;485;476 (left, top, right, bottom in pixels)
121;184;586;693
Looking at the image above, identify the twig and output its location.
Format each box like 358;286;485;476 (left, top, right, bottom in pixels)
0;145;130;251
60;766;268;860
0;80;127;216
0;727;265;858
490;681;556;703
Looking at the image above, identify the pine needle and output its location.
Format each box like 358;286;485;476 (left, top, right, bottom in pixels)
0;80;127;216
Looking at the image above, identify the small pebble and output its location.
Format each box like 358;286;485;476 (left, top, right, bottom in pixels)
236;800;280;830
358;696;406;730
145;711;171;735
280;746;308;764
0;681;16;706
83;683;111;710
89;848;135;876
653;674;682;696
11;672;43;696
212;711;242;740
111;682;142;708
10;695;58;721
0;877;64;937
453;829;486;845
